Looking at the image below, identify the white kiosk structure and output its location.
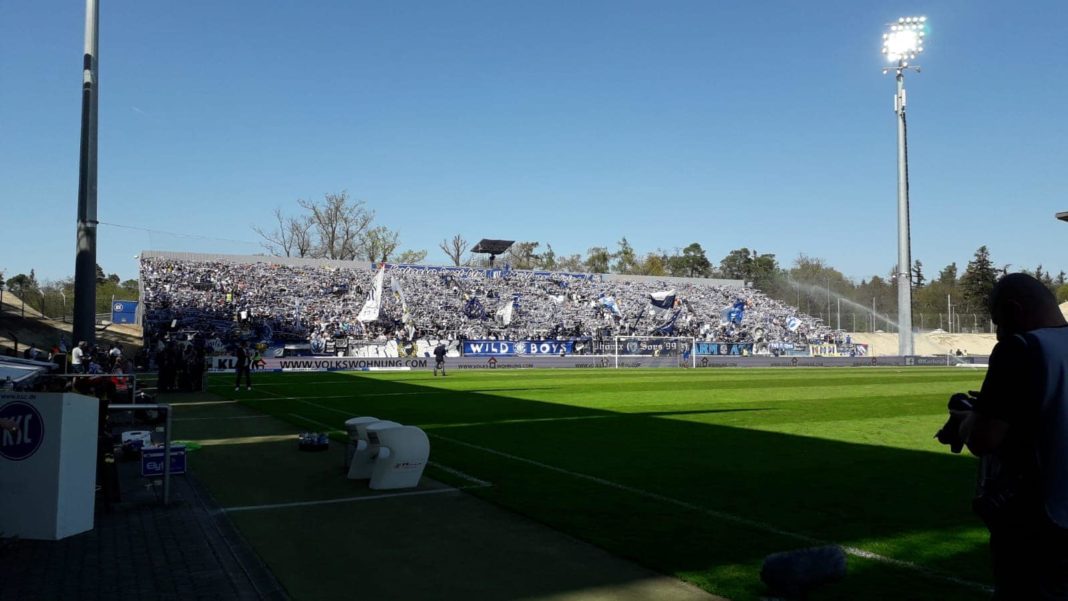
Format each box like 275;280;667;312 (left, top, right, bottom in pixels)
0;392;98;540
368;424;430;490
346;419;399;480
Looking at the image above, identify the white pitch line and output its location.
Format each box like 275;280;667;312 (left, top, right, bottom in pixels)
427;433;992;593
287;413;343;432
173;415;273;422
271;395;989;590
171;399;239;407
222;486;486;513
428;461;492;487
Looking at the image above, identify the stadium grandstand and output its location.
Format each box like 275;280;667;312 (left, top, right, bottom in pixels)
139;250;843;358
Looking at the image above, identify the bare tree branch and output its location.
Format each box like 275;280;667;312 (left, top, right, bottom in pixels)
438;234;468;267
252;208;296;256
299;191;374;260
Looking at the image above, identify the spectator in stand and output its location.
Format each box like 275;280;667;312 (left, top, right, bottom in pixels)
139;255;833;351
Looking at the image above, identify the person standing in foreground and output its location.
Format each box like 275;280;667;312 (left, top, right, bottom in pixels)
235;341;252;391
433;342;447;377
71;341;86;373
959;273;1068;599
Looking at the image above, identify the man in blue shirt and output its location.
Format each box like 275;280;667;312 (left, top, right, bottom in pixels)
962;274;1068;599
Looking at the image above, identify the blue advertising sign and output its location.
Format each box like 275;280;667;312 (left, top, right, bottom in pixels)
695;342;753;356
111;300;139;325
0;401;45;461
462;340;575;357
141;445;187;477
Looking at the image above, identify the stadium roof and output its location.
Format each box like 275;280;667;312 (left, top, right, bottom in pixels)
471;239;515;255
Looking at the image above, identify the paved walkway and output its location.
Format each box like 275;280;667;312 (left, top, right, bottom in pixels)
1;389;722;601
0;435;286;601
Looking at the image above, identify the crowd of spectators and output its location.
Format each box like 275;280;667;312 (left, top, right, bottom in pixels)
141;256;834;350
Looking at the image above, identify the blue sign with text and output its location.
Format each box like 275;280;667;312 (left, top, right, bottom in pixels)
141;445;187;477
111;300;139;325
694;342;753;356
462;340;575;357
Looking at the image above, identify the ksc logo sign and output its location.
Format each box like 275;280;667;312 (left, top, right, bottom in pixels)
0;401;45;461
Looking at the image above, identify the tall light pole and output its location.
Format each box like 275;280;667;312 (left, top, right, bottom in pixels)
73;0;100;346
882;16;926;356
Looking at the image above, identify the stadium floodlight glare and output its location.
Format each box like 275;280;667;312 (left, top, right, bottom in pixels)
882;16;926;63
881;16;927;357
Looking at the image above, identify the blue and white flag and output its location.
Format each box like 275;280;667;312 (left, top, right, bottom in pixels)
726;300;746;325
785;316;802;332
649;289;677;309
463;297;486;320
652;309;682;335
599;295;622;318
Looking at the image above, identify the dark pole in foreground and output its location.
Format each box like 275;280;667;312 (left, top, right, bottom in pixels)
73;0;99;347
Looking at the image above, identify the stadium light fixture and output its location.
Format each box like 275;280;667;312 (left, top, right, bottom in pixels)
881;16;927;357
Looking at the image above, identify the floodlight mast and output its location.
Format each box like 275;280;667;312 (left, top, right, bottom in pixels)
73;0;100;346
882;16;926;357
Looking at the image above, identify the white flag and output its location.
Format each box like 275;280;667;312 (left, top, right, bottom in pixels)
495;300;514;326
357;266;386;323
391;275;412;325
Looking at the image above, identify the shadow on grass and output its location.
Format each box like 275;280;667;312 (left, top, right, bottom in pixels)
195;371;991;601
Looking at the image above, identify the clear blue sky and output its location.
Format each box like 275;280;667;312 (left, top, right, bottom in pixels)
3;0;1066;284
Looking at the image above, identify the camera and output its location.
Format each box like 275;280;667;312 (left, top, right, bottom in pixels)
934;391;978;454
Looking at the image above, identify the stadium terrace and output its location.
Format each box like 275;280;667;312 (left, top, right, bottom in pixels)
138;251;852;360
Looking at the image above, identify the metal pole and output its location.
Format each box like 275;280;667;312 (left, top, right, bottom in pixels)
947;294;952;334
73;0;100;347
826;278;831;328
164;404;171;505
837;297;841;331
894;67;914;355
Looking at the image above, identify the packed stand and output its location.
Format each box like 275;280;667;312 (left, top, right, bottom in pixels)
141;256;834;351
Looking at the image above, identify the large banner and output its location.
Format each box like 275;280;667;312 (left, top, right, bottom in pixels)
461;340;575;357
694;342;753;356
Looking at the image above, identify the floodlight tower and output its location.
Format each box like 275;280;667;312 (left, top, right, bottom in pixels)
882;16;926;357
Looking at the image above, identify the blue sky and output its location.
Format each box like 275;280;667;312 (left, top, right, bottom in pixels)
2;0;1066;283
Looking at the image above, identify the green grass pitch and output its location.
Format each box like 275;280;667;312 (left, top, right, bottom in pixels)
214;367;991;600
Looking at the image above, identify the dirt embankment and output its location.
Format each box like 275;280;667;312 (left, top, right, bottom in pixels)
0;294;143;354
848;332;996;357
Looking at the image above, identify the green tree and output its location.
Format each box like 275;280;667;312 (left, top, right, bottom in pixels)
912;260;926;287
611;238;639;274
394;249;427;264
5;273;38;297
584;247;611;274
937;263;958;286
362;226;401;263
637;252;668;276
719;248;754;280
538;244;557;271
506;241;541;270
1058;284;1068;304
665;243;712;278
959;246;999;316
556;254;586;273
